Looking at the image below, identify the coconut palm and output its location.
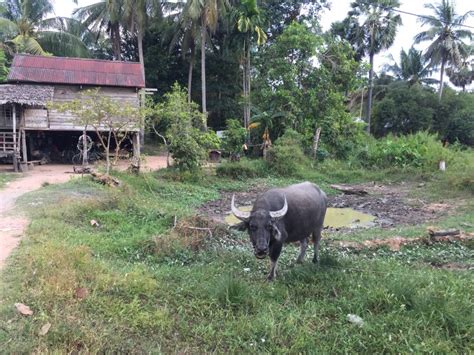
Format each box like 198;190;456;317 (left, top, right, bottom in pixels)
232;0;267;130
186;0;229;122
0;0;89;57
446;44;474;92
346;0;402;134
385;47;438;86
123;0;162;83
169;1;199;103
73;0;124;60
414;0;473;100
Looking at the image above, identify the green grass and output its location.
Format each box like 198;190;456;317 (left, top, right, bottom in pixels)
1;170;473;353
0;172;16;189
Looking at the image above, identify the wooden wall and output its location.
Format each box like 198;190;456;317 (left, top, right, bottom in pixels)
23;85;141;131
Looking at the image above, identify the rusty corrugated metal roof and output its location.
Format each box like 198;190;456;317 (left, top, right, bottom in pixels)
7;54;145;88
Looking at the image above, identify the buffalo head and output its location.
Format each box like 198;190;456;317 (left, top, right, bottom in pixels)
231;195;288;259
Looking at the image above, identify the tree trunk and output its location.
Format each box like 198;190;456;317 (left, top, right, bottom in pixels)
245;40;251;129
438;58;446;101
188;44;195;103
82;129;88;166
200;15;207;127
242;41;248;129
111;24;121;61
312;127;321;159
137;30;145;84
106;130;112;176
366;52;374;135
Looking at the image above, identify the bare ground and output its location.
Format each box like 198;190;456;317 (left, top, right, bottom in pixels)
0;156;168;270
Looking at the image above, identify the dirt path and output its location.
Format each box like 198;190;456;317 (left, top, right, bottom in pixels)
0;165;75;269
0;156;168;269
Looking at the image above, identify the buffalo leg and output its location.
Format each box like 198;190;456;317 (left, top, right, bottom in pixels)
268;242;282;281
296;238;308;264
312;227;323;264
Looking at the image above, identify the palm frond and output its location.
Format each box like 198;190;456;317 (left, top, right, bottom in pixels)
0;17;19;41
9;34;48;55
37;30;90;57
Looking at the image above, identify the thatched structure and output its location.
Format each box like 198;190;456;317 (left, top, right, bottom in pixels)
0;54;145;171
0;85;54;106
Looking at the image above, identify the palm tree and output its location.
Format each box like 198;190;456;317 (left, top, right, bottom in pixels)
347;0;402;134
186;0;228;123
446;44;474;92
123;0;162;83
73;0;124;60
0;0;89;57
170;1;199;103
385;47;438;86
233;0;266;130
414;0;473;100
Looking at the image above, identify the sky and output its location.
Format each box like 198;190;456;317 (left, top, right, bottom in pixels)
54;0;474;74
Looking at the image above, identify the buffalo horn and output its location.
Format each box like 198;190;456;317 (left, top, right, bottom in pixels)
231;195;250;221
269;197;288;220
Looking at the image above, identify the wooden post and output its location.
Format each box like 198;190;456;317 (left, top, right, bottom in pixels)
133;132;141;160
12;104;18;172
21;109;28;167
82;129;88;166
130;132;141;173
21;129;28;171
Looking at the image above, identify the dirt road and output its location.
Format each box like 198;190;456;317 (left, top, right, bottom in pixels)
0;156;168;269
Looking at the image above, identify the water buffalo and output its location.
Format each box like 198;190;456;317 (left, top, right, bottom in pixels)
231;182;327;280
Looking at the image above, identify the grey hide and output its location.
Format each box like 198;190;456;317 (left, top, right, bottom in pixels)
232;182;327;280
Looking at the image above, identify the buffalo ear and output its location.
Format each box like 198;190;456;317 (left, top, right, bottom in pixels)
231;221;248;231
270;222;282;241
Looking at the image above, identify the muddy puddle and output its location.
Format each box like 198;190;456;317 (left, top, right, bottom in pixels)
225;207;375;229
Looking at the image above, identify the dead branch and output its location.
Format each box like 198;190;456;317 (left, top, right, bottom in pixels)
90;172;121;187
330;184;368;196
427;227;461;238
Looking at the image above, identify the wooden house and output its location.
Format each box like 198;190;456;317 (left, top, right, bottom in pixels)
0;54;145;171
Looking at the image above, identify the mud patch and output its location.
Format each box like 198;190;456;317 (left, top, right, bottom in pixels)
200;182;456;229
225;206;375;229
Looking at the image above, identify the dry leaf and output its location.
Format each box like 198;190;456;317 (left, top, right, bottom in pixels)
14;303;33;316
90;219;100;227
74;287;89;300
39;322;51;336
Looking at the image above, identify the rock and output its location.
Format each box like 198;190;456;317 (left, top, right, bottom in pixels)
39;322;51;336
14;303;33;316
347;314;364;327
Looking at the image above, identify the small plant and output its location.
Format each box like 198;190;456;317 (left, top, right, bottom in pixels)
214;274;253;310
146;83;208;172
266;129;310;176
221;119;247;160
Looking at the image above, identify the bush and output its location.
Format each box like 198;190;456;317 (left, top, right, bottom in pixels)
357;132;454;170
216;158;268;179
221;119;247;157
266;129;310;176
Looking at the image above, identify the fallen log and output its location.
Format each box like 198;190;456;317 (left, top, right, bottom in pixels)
330;184;368;196
90;172;121;187
427;227;460;237
328;232;474;252
73;166;93;174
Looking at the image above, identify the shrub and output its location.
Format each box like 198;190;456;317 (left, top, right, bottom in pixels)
266;129;310;176
221;119;247;158
216;158;268;179
357;132;454;170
